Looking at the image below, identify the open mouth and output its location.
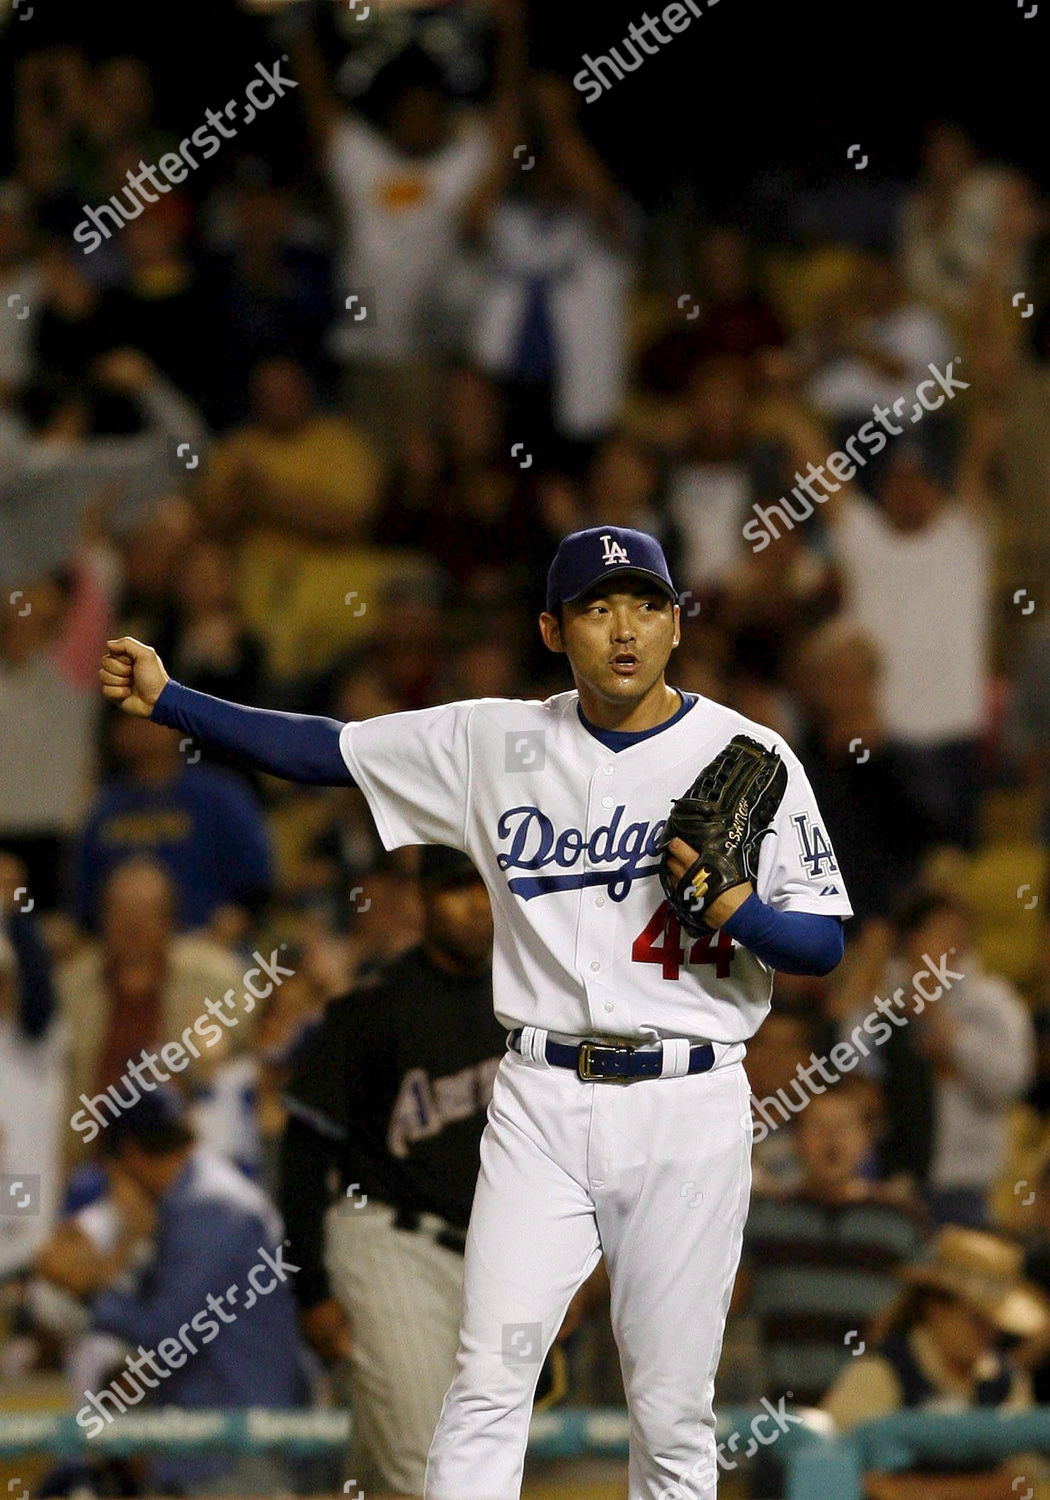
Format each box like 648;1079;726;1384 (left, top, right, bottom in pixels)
610;654;639;676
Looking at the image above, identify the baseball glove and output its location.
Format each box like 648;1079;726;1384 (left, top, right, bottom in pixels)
660;734;788;935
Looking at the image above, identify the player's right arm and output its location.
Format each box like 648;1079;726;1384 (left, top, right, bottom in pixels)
99;638;353;787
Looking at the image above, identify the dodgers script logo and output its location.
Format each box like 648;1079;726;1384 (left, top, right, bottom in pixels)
496;804;665;901
600;533;630;565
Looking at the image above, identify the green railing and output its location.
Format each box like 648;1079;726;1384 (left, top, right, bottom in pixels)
0;1405;1045;1498
783;1408;1050;1500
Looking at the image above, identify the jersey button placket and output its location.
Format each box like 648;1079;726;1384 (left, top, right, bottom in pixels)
582;762;617;1031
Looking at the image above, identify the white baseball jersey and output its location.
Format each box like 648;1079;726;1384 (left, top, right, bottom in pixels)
340;691;852;1044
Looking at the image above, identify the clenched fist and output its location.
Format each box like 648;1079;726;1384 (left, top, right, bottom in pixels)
99;637;170;718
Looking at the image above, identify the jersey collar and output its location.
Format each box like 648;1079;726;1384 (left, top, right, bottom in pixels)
575;689;696;753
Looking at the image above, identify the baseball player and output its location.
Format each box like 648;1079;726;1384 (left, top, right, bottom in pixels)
280;843;568;1498
100;526;852;1500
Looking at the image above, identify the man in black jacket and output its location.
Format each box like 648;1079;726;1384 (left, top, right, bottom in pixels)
279;847;515;1499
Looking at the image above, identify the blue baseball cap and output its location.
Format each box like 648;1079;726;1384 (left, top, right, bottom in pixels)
546;527;678;614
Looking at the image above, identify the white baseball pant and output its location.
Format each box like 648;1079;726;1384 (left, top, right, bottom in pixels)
424;1042;753;1500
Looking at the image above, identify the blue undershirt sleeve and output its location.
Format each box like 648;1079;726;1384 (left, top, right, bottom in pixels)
150;681;353;787
721;893;844;976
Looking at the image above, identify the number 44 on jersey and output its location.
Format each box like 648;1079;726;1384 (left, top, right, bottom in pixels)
632;900;734;981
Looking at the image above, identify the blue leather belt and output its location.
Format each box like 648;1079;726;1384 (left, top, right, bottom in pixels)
508;1030;716;1082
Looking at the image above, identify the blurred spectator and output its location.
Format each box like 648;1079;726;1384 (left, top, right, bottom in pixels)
76;57;178;203
899;122;1037;323
157;537;267;710
373;365;513;555
822;434;993;848
714;516;840;717
293;785;386;929
740;1087;928;1408
426;461;538;605
31;241;111;387
0;851;63;1279
640;223;785;396
280;849;535;1496
117;494;200;647
433;634;521;703
27;1158;154;1398
37;1089;307;1496
1005;617;1050;842
287;14;505;451
1028;1006;1050;1121
1018;1150;1050;1403
325;0;522;105
792;619;953;923
799;252;956;483
584;433;670;547
744;1007;819;1194
823;1228;1045;1500
301;644;405;725
195;353;385;681
0;181;43;399
72;716;272;934
768;391;999;848
202;172;334;425
837;888;1035;1228
60;858;248;1166
666;355;780;593
1;348;206;590
471;75;633;471
190;956;326;1192
365;576;446;710
97;208;215;410
13;49;93;236
0;548;114;912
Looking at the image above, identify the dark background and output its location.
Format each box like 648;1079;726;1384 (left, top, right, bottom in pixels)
1;0;1042;210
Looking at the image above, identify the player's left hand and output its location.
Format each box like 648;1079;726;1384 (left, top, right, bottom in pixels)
664;839;752;929
661;735;785;933
664;837;701;888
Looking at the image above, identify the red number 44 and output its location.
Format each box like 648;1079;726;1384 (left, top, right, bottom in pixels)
631;899;735;981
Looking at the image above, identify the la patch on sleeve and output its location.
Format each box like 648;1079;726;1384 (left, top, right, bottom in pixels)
790;813;839;879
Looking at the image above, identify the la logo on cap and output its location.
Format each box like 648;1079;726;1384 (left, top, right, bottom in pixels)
600;534;630;566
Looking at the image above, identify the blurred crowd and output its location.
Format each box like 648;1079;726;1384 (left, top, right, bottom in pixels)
3;0;1050;1494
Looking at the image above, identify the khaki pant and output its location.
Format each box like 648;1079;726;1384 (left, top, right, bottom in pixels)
326;1199;465;1495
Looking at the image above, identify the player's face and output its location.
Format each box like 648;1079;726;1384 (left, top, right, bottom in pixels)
540;584;680;713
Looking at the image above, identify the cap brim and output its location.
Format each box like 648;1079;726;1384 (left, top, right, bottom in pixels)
563;567;678;605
